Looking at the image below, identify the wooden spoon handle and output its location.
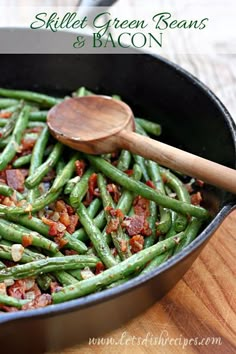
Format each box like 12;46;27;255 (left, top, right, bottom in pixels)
118;130;236;194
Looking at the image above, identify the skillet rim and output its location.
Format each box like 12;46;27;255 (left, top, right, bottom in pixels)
0;49;236;325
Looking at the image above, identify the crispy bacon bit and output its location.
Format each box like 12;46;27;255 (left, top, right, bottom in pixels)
66;205;74;215
20;138;36;152
8;280;26;299
123;215;145;236
120;239;127;252
95;261;105;275
0;305;18;312
42;217;58;236
146;180;156;189
106;218;120;234
6;169;25;192
142;219;152;236
191;192;202;206
196;179;204;187
66;214;79;234
22;235;33;247
55;200;66;212
22;294;52;310
106;183;120;203
65;249;78;256
130;235;144;253
59;211;70;227
25;127;42;134
0;111;12;118
133;196;150;218
85;173;98;205
124;169;134;176
55;236;68;249
109;208;124;219
50;282;62;294
2;196;15;207
75;160;86;177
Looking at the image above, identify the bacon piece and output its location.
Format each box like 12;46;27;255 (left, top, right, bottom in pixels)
146;180;156;189
106;218;120;234
55;200;66;212
75;160;86;177
50;282;62;294
130;235;144;253
8;280;26;299
133;196;150;218
85;173;98;205
42;169;56;182
65;249;78;256
59;211;70;227
6;169;25;192
20;138;36;152
191;192;202;206
0;305;18;312
55;236;68;249
95;261;105;275
106;183;120;203
22;294;52;310
41;217;58;236
196;179;204;187
123;215;145;236
0;111;11;118
66;214;79;234
22;234;33;247
124;169;134;176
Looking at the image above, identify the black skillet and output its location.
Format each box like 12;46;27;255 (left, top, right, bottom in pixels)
0;48;235;353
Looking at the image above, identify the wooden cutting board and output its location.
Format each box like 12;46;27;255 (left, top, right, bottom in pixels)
59;211;236;353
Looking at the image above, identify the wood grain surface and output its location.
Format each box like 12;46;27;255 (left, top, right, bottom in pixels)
58;211;236;354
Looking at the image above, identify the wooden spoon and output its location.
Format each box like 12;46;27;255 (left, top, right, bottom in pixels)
47;95;236;194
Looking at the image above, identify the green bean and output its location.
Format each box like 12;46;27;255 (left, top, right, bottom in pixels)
25;142;63;189
112;94;122;100
69;168;94;208
0;294;29;308
53;232;185;303
50;153;80;192
0;105;30;171
144;201;158;248
160;167;190;232
37;274;52;290
98;173;131;260
0;118;8;127
0;219;58;253
0;255;100;281
0;184;14;197
0;88;61;107
173;218;203;254
147;160;171;235
141;250;171;274
73;87;93;97
64;176;80;194
132;154;149;181
72;209;106;243
13;154;32;168
0;243;44;264
27;126;50;203
27;122;46;128
4;214;88;254
0;104;22;140
29;126;50;175
77;203;117;268
0;98;19;108
135;118;161;136
116;163;142;215
116;150;132;171
29;111;47;122
0;260;5;269
86;155;209;219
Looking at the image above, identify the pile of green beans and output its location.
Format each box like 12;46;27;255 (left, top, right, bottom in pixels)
0;87;208;311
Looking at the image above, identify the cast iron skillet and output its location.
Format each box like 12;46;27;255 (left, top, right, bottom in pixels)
0;42;236;353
